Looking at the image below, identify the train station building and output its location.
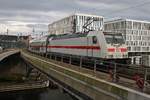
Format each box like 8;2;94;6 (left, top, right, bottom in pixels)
104;19;150;65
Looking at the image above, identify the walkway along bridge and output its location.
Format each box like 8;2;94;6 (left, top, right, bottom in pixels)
21;50;150;100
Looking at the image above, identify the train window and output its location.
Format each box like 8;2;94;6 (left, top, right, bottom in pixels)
105;34;125;44
92;36;97;44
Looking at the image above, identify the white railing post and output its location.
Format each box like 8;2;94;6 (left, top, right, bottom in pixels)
94;60;97;77
54;55;56;61
143;68;148;92
69;56;72;65
80;57;82;71
50;54;52;59
61;55;63;62
113;63;117;82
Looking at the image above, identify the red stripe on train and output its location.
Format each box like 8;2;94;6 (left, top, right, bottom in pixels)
107;48;127;52
107;48;115;52
47;46;100;50
120;48;127;52
30;45;100;50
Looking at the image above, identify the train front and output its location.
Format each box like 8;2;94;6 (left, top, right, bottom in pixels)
104;33;129;63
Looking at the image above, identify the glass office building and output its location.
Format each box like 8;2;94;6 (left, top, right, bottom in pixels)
105;19;150;64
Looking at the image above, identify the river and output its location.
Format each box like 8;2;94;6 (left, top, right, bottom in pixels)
0;88;75;100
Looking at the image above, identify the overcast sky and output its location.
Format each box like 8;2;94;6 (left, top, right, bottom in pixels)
0;0;150;34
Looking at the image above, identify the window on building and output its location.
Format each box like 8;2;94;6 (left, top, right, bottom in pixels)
121;21;126;29
126;21;132;29
142;23;150;30
137;47;141;51
127;47;131;51
133;42;136;46
133;22;141;30
126;41;129;45
139;36;141;40
131;41;133;45
133;47;136;51
133;30;138;35
147;47;149;51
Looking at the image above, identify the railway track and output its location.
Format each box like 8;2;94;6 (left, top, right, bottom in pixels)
33;51;150;79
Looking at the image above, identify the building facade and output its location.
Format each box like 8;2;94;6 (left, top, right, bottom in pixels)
104;19;150;64
48;13;104;35
0;34;30;49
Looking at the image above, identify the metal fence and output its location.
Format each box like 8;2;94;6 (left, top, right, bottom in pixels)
33;51;150;92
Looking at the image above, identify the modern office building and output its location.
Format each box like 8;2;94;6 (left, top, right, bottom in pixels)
104;19;150;64
48;13;104;35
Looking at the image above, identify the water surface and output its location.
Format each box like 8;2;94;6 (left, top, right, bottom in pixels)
0;88;74;100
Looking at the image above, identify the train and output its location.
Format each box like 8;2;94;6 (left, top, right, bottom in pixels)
29;31;130;64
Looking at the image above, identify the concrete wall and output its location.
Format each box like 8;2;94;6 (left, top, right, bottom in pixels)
21;51;150;100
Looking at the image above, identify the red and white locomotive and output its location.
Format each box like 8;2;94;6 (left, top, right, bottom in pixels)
29;31;129;63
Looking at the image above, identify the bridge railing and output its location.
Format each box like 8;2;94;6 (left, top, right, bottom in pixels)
27;50;150;92
45;53;150;92
0;49;17;54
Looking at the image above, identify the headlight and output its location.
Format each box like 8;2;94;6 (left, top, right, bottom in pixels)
108;55;113;58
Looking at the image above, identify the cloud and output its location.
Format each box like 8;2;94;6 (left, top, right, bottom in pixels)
0;9;70;33
0;0;150;34
75;0;125;10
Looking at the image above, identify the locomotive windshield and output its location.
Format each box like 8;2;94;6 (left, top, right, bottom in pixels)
104;34;125;44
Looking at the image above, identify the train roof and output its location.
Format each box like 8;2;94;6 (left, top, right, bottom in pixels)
103;31;123;35
51;32;88;40
51;31;122;40
30;36;47;43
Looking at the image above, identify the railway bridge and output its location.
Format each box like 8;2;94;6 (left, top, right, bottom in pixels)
21;50;150;100
0;49;20;62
